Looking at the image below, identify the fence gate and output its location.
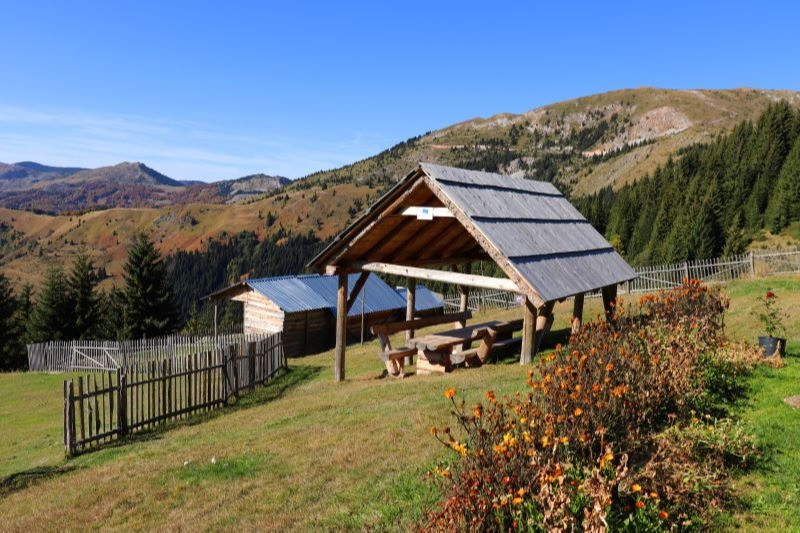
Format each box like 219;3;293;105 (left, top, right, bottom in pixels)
71;345;121;371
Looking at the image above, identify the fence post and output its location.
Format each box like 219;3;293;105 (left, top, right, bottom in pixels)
64;380;76;456
117;370;128;437
232;345;240;400
749;251;756;278
682;262;690;281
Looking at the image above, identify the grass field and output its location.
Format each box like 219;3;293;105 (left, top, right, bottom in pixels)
0;277;798;531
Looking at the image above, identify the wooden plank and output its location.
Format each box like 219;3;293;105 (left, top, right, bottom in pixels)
345;271;370;313
371;311;472;335
357;262;521;293
401;206;454;219
77;376;86;443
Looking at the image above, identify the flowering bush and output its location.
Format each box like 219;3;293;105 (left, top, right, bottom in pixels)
753;290;787;338
424;282;757;531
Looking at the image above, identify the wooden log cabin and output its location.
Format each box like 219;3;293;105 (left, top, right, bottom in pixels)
207;274;443;357
308;162;638;381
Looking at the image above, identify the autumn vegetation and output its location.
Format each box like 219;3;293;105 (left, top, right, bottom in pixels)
426;282;767;531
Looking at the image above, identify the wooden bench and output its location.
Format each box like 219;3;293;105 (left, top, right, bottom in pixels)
371;311;472;377
455;319;524;368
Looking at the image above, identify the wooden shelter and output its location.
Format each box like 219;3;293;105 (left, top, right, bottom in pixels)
308;162;637;381
206;273;443;357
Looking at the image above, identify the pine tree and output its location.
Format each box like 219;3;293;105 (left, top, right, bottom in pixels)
15;283;34;346
28;265;72;342
723;212;748;256
97;287;127;340
766;136;800;232
122;232;177;339
67;247;101;339
0;273;24;370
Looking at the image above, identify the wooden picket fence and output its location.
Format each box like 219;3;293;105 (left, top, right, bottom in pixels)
29;329;262;373
63;332;285;455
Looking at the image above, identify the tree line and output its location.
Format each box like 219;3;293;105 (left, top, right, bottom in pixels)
575;101;800;265
0;232;177;370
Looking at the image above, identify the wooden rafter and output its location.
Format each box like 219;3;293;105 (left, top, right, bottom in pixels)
357;262;522;293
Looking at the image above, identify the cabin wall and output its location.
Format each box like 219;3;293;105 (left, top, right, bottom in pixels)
234;290;285;334
282;310;334;357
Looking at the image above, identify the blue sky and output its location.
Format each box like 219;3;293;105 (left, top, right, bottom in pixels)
1;1;798;181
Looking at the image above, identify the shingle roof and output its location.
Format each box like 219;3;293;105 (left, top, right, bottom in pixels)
309;163;637;304
420;163;636;302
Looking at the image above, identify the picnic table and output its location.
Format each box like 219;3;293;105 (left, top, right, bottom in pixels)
407;321;502;374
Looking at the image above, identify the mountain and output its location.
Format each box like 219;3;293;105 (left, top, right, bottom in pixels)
295;87;800;196
2;87;800;294
0;161;289;212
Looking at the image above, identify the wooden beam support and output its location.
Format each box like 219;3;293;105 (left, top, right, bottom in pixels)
345;271;370;313
601;284;618;323
520;298;537;365
357;262;522;293
334;273;348;382
404;279;416;366
534;301;555;354
571;293;584;335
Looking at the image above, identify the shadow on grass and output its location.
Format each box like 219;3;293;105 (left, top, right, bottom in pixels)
71;365;322;457
0;465;77;499
494;327;573;365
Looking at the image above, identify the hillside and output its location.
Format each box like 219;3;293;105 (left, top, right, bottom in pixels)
0;182;374;288
292;87;800;196
2;87;800;292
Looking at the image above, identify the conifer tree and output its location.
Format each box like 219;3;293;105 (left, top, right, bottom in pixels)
28;265;72;342
97;287;127;340
67;247;101;339
723;212;748;256
0;273;24;370
766;136;800;232
122;232;177;339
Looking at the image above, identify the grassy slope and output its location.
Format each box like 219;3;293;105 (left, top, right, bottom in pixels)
0;182;373;288
0;278;799;530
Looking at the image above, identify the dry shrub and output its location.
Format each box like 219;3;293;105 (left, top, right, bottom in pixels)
424;282;754;532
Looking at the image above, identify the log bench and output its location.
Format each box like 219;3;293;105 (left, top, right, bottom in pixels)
455;319;523;368
371;311;472;377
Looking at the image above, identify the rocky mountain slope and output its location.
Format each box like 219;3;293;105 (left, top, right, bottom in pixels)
294;87;800;196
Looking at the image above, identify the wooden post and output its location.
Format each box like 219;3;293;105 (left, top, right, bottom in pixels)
334;273;348;382
571;293;584;335
65;380;76;455
117;370;128;437
404;279;416;366
520;298;537;365
749;251;756;278
683;261;690;281
535;301;555;354
602;284;618;322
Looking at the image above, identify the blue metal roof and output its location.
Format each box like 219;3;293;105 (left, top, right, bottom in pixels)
245;276;331;313
244;273;411;317
396;285;444;312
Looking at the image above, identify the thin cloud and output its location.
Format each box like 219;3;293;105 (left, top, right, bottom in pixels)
0;105;381;180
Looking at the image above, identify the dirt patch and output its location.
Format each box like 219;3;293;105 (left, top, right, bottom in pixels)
784;395;800;409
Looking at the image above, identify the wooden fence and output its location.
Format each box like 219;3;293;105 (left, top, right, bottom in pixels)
63;332;285;455
442;249;800;310
29;330;263;373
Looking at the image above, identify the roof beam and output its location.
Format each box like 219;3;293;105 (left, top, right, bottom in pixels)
345;272;370;313
357;262;523;293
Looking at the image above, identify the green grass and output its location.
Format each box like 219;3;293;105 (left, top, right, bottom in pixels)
0;276;798;530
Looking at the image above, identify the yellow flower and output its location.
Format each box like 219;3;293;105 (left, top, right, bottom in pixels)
541;436;551;446
512;497;523;505
444;388;456;400
560;437;569;445
632;484;642;492
573;408;583;417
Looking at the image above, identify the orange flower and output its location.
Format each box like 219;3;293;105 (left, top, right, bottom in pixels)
512;496;523;505
636;501;645;509
574;407;583;417
650;492;658;499
444;388;456;400
486;390;496;402
430;426;437;436
473;404;482;418
658;510;669;519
